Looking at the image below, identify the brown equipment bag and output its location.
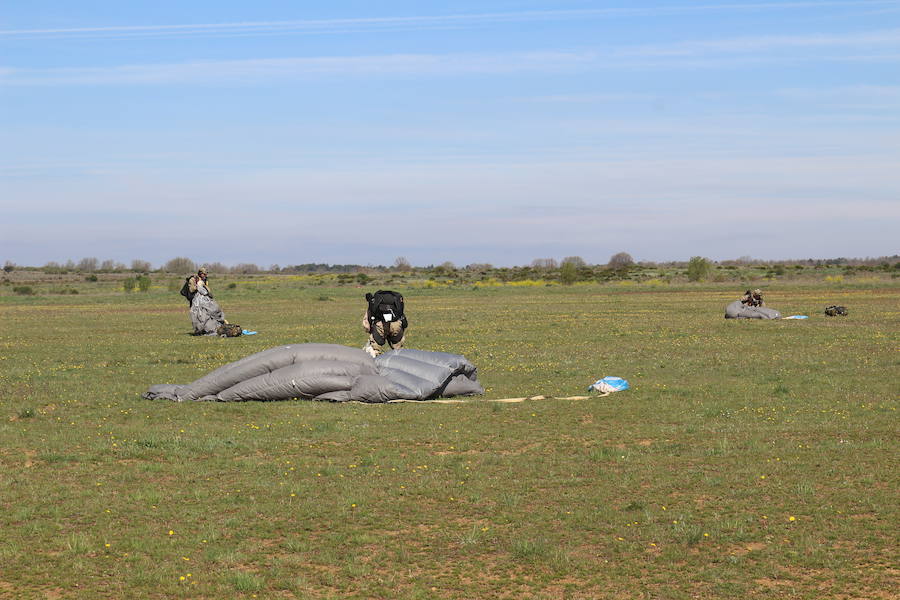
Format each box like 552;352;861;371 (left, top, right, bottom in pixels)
216;323;243;337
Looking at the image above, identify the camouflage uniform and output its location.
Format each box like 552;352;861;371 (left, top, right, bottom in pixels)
187;269;211;297
740;288;764;307
362;309;406;356
187;268;228;335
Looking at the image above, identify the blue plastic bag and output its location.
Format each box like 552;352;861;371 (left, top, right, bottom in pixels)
588;376;630;393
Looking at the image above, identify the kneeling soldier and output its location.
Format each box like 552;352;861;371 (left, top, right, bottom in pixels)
362;290;407;357
740;288;764;307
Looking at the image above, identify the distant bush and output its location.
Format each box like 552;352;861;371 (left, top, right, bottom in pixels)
77;257;98;272
123;278;136;293
137;275;151;292
13;286;35;295
608;252;634;269
162;257;195;273
687;257;713;282
85;274;98;282
231;263;260;274
131;259;152;272
227;282;237;289
559;260;578;285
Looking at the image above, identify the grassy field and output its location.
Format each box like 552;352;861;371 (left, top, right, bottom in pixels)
1;278;897;599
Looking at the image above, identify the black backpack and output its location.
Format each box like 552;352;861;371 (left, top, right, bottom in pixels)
366;290;406;326
179;276;196;305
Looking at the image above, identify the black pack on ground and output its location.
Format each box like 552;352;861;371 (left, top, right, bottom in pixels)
824;305;848;316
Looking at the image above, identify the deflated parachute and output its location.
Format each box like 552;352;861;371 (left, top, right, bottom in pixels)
190;293;226;335
142;343;484;403
724;300;782;320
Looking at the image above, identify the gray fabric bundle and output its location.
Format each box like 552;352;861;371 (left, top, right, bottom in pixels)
190;293;226;335
724;300;782;320
143;344;484;403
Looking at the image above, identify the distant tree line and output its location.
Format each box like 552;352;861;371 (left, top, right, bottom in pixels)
4;253;898;284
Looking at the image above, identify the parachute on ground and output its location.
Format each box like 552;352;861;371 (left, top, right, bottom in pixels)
190;293;227;335
724;300;781;320
143;344;484;403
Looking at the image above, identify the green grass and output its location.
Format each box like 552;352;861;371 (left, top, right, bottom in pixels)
0;280;897;599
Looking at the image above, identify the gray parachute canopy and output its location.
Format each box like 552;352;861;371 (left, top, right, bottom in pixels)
142;343;484;403
724;300;782;320
190;293;226;335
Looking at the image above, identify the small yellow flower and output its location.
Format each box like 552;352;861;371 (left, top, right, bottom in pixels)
168;530;174;536
789;516;796;522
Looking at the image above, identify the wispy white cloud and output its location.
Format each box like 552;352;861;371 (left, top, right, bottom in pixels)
783;84;900;97
517;92;659;103
620;28;900;57
776;84;900;109
1;2;898;40
3;38;899;87
0;52;598;86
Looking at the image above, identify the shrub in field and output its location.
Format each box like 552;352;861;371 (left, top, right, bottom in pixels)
687;256;713;281
137;275;151;292
559;259;579;285
608;251;634;269
77;257;98;272
131;259;152;272
12;286;35;295
123;278;136;293
162;257;196;273
85;274;98;282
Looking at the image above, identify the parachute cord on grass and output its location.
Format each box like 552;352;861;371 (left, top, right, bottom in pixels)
385;394;598;404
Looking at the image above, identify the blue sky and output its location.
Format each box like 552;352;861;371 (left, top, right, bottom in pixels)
2;1;898;268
